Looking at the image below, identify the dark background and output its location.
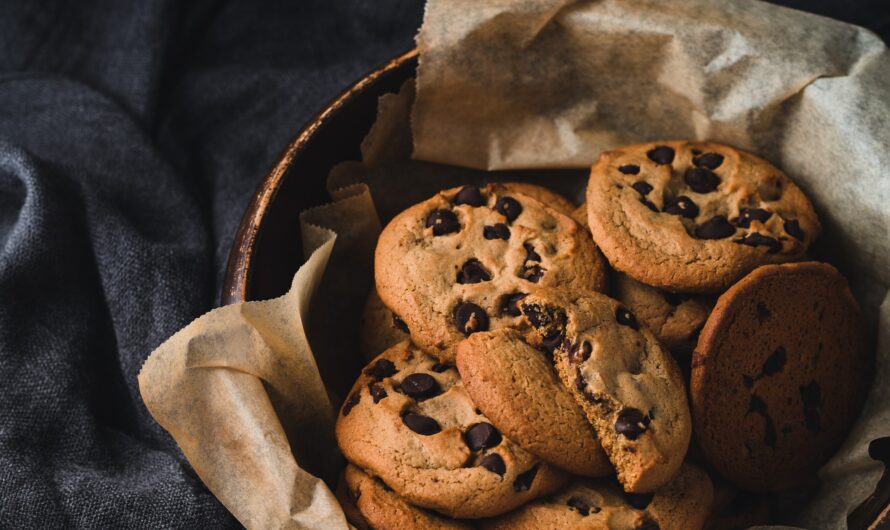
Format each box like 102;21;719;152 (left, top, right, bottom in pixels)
0;1;886;528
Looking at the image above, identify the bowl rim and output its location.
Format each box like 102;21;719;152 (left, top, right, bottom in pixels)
221;48;418;305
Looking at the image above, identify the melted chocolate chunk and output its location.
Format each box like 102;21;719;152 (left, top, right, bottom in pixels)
500;293;527;317
735;233;781;253
464;423;502;451
523;242;542;262
693;152;724;169
454;303;489;335
454;185;485;207
425;209;459;236
756;302;770;321
402;412;441;435
520;265;545;282
457;259;492;284
342;393;360;416
615;408;650;440
616;307;640;330
364;358;397;380
640;198;659;212
632;181;653;195
480;454;506;476
619;164;641;175
513;465;539;492
684;167;721;193
567;496;597;516
800;381;822;433
431;363;450;373
400;373;441;400
736;208;772;228
483;223;510;240
624;492;654;509
784;219;805;241
369;383;387;403
761;346;786;376
695;216;736;239
392;314;409;333
662;195;699;219
647;146;675;165
494;196;522;222
540;331;566;354
569;341;593;365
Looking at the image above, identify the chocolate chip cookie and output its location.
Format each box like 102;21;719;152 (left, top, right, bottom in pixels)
336;341;566;518
338;464;474;530
586;141;820;293
359;288;410;361
518;288;691;492
455;328;612;477
691;262;868;491
613;272;712;353
481;463;713;530
376;184;608;363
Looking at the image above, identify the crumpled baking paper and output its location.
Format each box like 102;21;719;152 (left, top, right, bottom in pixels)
139;1;890;528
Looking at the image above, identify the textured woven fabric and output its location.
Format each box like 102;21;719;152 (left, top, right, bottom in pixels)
0;1;884;528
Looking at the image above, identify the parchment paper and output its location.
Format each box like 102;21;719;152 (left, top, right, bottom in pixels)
139;1;890;528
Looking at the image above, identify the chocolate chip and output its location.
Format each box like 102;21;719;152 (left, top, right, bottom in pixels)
756;302;770;321
784;219;805;241
569;341;592;364
483;223;510;240
736;208;772;228
513;465;539;492
431;363;450;373
342;393;360;416
615;408;649;440
523;242;541;262
465;423;502;451
624;492;654;509
454;185;484;207
662;195;699;219
640;198;659;212
632;181;653;195
454;303;489;335
364;358;397;380
402;412;441;435
494;196;522;222
500;293;527;317
520;265;545;283
567;496;599;516
693;152;724;169
400;373;441;400
647;146;675;165
694;216;736;239
762;346;786;376
619;164;641;175
735;233;781;253
392;314;409;333
748;394;768;415
457;259;492;284
616;307;639;330
684;167;721;193
426;210;459;236
480;454;506;476
369;383;387;403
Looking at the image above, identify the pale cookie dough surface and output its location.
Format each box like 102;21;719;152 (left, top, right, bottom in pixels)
336;341;566;518
586;141;820;293
376;183;608;363
456;328;611;477
518;288;691;493
481;463;713;530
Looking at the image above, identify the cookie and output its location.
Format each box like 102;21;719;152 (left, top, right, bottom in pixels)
586;141;820;293
375;183;608;363
338;464;475;530
481;462;714;530
613;272;712;352
691;261;868;491
518;288;691;492
455;328;612;476
336;341;567;518
703;480;770;530
359;288;410;361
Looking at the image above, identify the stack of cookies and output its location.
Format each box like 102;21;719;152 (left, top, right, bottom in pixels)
336;141;869;529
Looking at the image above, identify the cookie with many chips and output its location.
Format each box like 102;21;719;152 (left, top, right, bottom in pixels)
586;141;820;293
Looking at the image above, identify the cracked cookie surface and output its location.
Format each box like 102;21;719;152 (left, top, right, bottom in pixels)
336;341;566;518
481;462;713;530
691;262;868;491
456;328;611;477
518;288;691;493
586;141;820;293
376;183;607;363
